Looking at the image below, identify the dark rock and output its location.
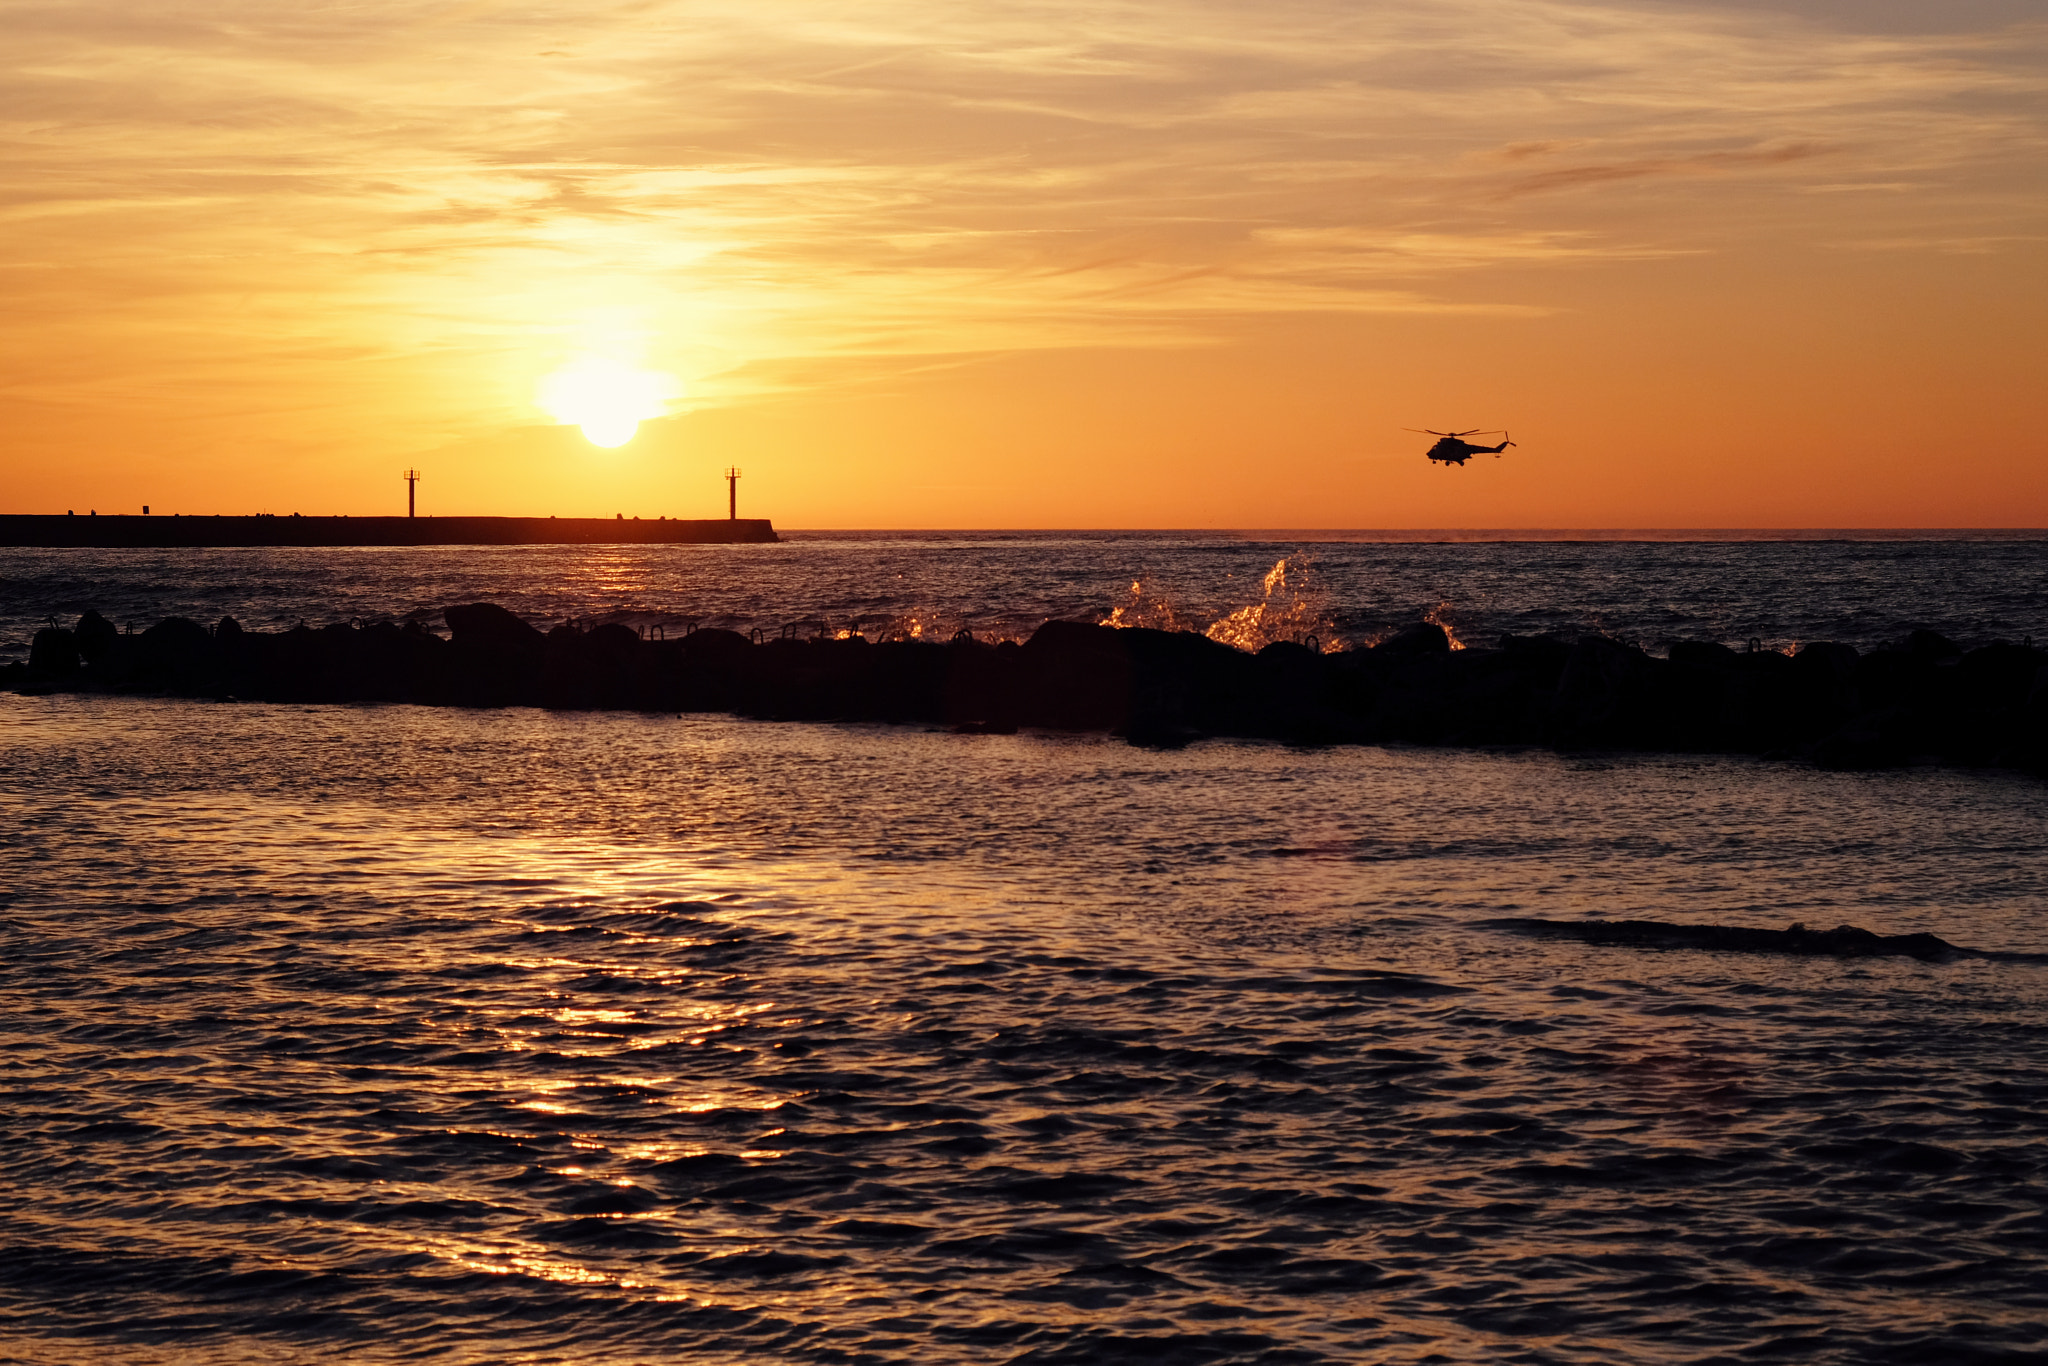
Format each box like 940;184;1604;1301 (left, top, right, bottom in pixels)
442;603;545;706
941;633;1010;729
1250;640;1355;743
74;610;119;669
2015;665;2048;774
1906;628;1962;659
445;602;545;654
1487;917;1962;962
132;617;217;693
1667;640;1740;672
1123;716;1202;749
1374;621;1451;657
543;622;646;709
27;627;79;677
652;628;754;712
1551;636;1670;747
1790;641;1859;732
1018;621;1134;730
1814;714;1911;770
1430;647;1560;745
740;636;880;722
1500;632;1572;662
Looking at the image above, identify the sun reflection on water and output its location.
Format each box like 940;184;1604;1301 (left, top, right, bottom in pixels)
7;698;2046;1362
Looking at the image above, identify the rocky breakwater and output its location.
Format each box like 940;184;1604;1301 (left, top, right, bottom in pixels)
11;606;2048;772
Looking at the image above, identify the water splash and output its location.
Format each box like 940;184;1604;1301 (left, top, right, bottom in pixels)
1423;601;1470;651
1205;557;1339;652
1100;579;1203;634
1102;558;1339;653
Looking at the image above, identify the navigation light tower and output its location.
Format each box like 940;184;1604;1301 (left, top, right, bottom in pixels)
725;467;741;520
404;469;421;518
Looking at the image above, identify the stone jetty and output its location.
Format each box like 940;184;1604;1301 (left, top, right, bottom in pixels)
10;607;2048;773
0;514;777;547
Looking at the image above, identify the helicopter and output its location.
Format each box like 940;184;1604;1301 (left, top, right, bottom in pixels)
1408;428;1515;466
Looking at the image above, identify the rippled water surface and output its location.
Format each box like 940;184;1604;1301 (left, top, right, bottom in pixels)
5;533;2048;656
4;537;2048;1363
4;689;2047;1364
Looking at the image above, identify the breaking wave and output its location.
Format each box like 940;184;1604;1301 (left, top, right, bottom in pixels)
1103;555;1340;652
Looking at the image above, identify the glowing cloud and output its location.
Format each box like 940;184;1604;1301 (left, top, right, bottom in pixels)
538;357;676;448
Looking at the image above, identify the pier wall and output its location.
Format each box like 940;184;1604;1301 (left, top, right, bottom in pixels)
0;515;778;547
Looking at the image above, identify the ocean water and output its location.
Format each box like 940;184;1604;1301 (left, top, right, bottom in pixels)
4;531;2048;657
2;536;2046;1365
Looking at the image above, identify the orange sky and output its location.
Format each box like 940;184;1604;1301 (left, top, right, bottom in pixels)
3;0;2044;527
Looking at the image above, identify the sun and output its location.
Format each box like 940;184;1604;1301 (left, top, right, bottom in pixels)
538;356;675;448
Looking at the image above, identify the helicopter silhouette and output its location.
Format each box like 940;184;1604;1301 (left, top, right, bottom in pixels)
1408;428;1515;466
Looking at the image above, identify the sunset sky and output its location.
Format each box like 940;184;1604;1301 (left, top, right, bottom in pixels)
3;0;2043;527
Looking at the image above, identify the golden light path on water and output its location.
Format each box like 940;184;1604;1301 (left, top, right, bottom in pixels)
3;679;2047;1362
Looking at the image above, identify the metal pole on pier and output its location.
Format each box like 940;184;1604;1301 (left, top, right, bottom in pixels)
404;469;421;518
725;467;741;520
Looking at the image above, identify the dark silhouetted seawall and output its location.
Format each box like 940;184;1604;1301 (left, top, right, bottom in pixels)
0;515;778;547
12;605;2048;774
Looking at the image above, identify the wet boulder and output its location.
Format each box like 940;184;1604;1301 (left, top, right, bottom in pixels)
1374;621;1451;658
1322;622;1483;742
1812;710;1914;770
442;603;545;706
27;626;79;678
1790;641;1859;731
1426;647;1565;746
1726;648;1802;752
543;622;647;709
2012;665;2048;774
1646;640;1808;753
740;636;878;721
322;619;430;703
1489;917;1961;962
1923;641;2048;764
1550;636;1672;747
1854;645;1923;715
1668;640;1741;672
131;617;218;693
940;633;1013;729
650;628;753;712
1249;639;1353;740
209;616;253;696
241;621;326;702
1906;628;1962;660
1122;628;1258;737
1018;621;1134;730
74;610;119;670
1662;641;1742;749
1346;646;1461;743
860;638;950;723
445;601;546;654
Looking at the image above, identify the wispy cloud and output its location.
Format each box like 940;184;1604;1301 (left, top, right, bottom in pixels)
1493;142;1837;198
0;0;2041;446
